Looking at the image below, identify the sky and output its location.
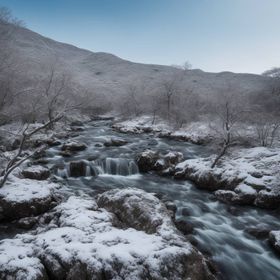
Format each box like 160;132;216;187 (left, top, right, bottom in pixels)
1;0;280;74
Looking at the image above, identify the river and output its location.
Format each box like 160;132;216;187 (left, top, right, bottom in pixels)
44;120;280;280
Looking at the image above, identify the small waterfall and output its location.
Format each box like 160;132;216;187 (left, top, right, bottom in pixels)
96;158;139;176
56;158;139;178
85;165;91;177
57;167;68;178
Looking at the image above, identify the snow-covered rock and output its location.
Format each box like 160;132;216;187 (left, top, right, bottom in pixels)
175;147;280;209
137;150;184;176
0;188;216;280
104;137;128;147
269;231;280;254
0;178;60;221
21;165;50;181
136;150;159;172
61;140;87;152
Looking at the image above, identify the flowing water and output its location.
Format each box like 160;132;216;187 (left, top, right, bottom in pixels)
44;120;280;280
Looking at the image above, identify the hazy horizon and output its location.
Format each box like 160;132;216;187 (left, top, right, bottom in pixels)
1;0;280;74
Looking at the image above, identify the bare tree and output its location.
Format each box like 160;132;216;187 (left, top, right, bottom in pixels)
210;96;247;168
40;64;78;128
0;114;63;187
126;85;142;117
253;113;280;147
160;71;183;124
150;94;161;125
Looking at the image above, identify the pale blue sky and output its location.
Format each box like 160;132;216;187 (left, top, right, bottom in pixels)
1;0;280;73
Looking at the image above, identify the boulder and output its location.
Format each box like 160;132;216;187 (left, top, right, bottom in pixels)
22;166;50;180
0;179;60;222
137;150;184;174
136;150;159;172
269;231;280;254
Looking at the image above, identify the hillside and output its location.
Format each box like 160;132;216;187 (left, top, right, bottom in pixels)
11;24;271;101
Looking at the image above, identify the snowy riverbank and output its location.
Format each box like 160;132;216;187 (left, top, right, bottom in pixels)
0;181;216;279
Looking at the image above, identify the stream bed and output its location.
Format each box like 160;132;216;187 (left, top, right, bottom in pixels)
44;120;280;280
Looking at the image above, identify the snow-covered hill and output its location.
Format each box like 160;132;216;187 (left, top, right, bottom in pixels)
11;24;271;100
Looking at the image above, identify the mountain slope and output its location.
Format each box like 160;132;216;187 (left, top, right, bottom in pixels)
10;24;271;101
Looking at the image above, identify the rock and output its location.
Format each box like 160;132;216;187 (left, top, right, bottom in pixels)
46;138;61;147
0;189;216;280
142;126;153;133
160;166;176;176
164;200;177;219
269;231;280;254
59;150;72;157
175;164;242;191
61;141;87;152
16;216;38;229
136;150;159;172
245;227;270;239
164;151;183;165
137;150;184;174
97;188;169;233
215;186;257;206
104;137;128;147
214;190;237;204
69;161;87;177
0;179;60;222
22;166;50;180
94;143;103;147
154;159;167;171
255;190;280;209
233;184;257;205
175;219;194;235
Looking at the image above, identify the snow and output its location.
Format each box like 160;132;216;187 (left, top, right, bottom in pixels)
22;165;48;174
0;177;59;203
270;231;280;246
235;184;257;195
0;189;199;279
175;147;280;208
113;116;213;144
176;147;280;192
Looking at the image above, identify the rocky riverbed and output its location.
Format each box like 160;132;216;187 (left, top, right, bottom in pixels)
0;119;279;280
